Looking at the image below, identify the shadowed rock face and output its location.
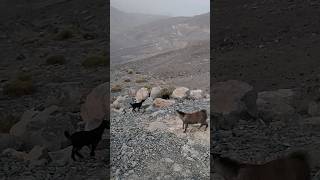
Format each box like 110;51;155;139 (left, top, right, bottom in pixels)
212;152;310;180
211;0;320;92
81;82;109;131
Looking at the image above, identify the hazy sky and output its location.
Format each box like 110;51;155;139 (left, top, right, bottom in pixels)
110;0;210;17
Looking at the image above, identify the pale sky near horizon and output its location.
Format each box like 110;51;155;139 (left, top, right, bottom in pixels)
110;0;210;17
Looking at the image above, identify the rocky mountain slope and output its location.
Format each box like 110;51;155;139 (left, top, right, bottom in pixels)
111;9;209;65
0;0;109;179
110;86;210;179
110;6;168;35
211;0;320;178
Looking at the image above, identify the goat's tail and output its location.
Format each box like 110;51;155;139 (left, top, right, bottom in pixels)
64;131;71;140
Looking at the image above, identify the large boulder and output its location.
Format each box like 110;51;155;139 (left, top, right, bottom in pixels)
10;106;58;137
172;87;189;99
10;106;76;151
308;101;320;117
2;148;27;160
189;89;203;99
81;82;109;130
24;145;49;162
211;80;255;115
0;133;23;152
211;80;257;129
111;96;126;110
150;86;162;99
48;146;72;165
153;98;175;108
257;89;296;122
45;82;82;112
135;87;149;102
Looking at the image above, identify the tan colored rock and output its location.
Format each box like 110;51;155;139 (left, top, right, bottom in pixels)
257;89;296;121
25;145;49;161
10;106;58;137
2;148;27;160
48;146;72;165
150;86;162;99
81;82;108;130
189;89;203;99
135;87;149;102
212;80;253;114
153;98;175;108
172;87;189;99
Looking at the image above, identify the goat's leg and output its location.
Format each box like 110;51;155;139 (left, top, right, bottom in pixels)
71;147;77;161
205;123;208;131
182;123;184;129
184;124;188;133
74;147;84;159
199;124;204;129
90;143;98;157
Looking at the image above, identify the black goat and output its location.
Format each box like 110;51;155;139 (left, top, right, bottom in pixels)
64;120;109;161
130;99;146;112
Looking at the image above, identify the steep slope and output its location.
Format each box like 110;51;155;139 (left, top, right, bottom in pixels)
111;12;209;64
110;6;169;35
211;0;320;92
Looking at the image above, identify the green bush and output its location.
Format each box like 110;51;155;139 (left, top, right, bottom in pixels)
144;84;152;92
46;55;66;65
82;55;107;68
159;86;175;98
127;69;134;74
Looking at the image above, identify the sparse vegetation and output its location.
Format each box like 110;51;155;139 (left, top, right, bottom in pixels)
0;113;19;133
144;84;152;92
82;55;107;68
135;76;147;83
46;55;66;65
159;86;175;98
111;84;122;92
124;79;131;82
3;79;35;97
54;28;74;40
17;72;32;81
127;69;134;74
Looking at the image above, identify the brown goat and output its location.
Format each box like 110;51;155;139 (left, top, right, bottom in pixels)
176;109;208;133
212;151;310;180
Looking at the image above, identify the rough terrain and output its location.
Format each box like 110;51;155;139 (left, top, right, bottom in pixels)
0;0;109;179
211;0;320;179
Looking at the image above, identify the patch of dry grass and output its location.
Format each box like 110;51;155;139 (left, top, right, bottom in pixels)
46;55;66;65
82;55;107;68
3;72;35;97
111;84;122;93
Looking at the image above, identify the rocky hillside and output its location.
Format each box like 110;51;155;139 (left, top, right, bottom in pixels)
111;10;209;65
110;85;210;179
211;0;320;178
0;0;109;179
112;40;210;93
110;6;169;35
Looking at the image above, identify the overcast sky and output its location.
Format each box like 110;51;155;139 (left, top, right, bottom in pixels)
110;0;210;17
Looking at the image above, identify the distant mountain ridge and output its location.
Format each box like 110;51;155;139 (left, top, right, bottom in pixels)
111;7;209;64
110;6;169;35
